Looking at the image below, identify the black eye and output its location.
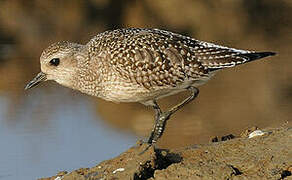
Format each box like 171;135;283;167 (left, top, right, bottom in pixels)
49;58;60;66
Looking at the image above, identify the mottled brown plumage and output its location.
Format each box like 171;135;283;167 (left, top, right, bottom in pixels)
25;28;275;149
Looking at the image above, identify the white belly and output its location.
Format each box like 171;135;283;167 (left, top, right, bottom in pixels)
99;75;211;104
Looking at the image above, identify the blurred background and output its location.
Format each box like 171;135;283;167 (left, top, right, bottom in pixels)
0;0;291;179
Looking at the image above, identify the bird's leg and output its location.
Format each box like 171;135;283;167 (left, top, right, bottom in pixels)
140;87;199;154
147;100;163;144
139;100;162;154
167;86;199;116
147;87;199;145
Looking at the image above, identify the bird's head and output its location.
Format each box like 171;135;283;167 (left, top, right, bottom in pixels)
25;41;83;90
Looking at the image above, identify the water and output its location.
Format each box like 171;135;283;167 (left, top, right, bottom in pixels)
0;87;136;180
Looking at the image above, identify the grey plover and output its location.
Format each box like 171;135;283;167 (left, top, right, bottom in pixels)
25;28;275;148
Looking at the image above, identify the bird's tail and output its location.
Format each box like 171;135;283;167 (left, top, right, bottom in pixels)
236;51;276;62
207;51;276;72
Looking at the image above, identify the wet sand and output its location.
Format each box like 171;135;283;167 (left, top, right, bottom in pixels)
39;126;292;180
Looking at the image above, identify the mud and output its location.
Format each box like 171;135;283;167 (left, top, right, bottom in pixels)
39;126;292;180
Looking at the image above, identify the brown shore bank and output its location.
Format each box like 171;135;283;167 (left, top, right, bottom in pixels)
40;126;292;180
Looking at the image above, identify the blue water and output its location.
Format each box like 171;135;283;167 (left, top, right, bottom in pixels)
0;87;136;180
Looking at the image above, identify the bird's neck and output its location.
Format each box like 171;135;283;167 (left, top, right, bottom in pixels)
72;51;104;97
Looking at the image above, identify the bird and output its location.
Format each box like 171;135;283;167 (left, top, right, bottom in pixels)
25;28;275;150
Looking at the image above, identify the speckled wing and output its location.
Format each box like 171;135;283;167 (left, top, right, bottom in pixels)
91;28;275;89
104;29;209;89
148;29;275;72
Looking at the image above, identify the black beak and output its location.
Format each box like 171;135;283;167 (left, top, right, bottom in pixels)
25;72;47;90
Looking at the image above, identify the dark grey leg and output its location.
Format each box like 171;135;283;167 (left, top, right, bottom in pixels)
140;87;199;154
148;87;199;144
147;100;162;144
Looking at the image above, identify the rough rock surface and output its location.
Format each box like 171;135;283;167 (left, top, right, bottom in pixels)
40;127;292;180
